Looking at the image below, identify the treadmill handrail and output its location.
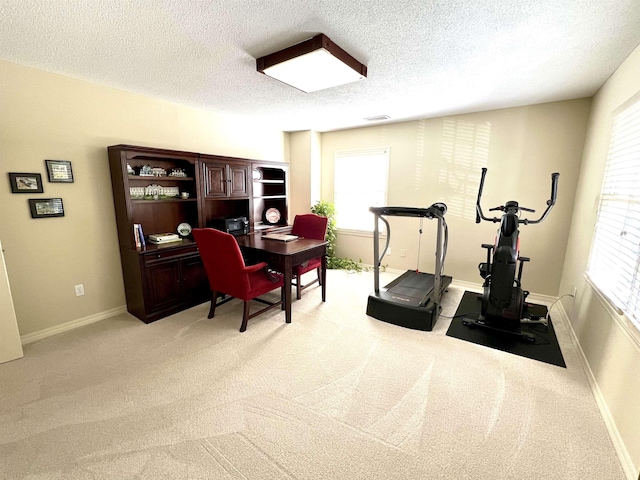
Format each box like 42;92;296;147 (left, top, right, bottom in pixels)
370;203;448;300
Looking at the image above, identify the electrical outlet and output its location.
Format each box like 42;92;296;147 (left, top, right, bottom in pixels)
74;284;85;296
386;248;391;256
400;249;406;258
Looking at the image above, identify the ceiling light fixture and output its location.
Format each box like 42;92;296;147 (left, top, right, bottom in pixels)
256;34;367;93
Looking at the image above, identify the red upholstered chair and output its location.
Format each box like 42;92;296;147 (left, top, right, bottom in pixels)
290;214;329;299
192;228;284;332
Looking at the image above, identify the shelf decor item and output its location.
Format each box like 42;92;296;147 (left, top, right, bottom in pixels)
264;207;281;224
144;184;163;198
139;164;154;176
177;222;192;237
9;172;44;193
45;160;74;183
163;186;179;198
29;198;64;218
129;186;145;198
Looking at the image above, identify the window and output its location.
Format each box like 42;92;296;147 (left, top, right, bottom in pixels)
588;95;640;329
334;148;389;231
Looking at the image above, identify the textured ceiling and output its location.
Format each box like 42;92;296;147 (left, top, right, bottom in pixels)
2;0;640;132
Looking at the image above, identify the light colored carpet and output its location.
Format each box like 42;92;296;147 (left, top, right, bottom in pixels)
0;270;625;479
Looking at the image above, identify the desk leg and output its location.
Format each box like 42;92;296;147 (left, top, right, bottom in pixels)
321;254;327;302
284;256;292;323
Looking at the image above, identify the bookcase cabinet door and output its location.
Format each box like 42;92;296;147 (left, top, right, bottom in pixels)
228;164;250;197
204;163;228;198
180;255;209;304
203;161;249;198
145;259;182;315
141;249;209;322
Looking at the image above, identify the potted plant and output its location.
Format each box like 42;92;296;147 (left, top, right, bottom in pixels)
311;201;365;271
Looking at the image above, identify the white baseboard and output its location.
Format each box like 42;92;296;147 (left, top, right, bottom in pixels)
20;305;127;345
556;302;636;480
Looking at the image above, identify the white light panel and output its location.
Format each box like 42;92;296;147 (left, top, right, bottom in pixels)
263;48;365;93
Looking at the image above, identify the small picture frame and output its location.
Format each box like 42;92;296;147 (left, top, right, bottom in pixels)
29;198;65;218
8;172;44;193
45;160;74;183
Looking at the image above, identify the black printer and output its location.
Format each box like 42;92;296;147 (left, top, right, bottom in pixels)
210;216;249;236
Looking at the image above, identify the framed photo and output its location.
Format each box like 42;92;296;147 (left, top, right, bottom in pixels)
45;160;74;183
8;172;44;193
29;198;65;218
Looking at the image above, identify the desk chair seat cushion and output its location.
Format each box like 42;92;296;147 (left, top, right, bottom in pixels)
241;263;284;300
292;257;322;277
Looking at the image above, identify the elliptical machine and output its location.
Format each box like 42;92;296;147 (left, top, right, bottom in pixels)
462;168;559;342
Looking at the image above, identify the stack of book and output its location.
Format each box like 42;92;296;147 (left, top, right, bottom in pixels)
148;233;181;244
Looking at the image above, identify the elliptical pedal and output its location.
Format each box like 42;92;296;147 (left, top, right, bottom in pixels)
462;317;536;343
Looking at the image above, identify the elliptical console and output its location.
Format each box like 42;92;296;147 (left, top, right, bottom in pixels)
462;168;559;342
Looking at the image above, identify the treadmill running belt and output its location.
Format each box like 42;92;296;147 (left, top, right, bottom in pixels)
386;271;435;300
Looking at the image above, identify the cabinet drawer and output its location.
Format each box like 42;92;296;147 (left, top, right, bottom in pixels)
143;245;199;265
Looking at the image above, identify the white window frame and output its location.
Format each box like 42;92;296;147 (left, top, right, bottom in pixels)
587;93;640;333
333;148;389;233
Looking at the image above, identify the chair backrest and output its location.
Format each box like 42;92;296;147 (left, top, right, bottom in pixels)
192;228;250;297
290;214;328;241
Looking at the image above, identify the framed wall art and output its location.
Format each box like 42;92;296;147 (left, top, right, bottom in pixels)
29;198;65;218
45;160;74;183
8;172;44;193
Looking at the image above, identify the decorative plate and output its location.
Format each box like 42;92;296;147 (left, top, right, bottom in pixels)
177;222;192;237
252;169;262;180
264;207;281;224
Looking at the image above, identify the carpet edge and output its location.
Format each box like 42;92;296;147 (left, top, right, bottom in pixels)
556;302;636;479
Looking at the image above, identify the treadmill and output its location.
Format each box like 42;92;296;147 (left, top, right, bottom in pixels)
366;204;452;331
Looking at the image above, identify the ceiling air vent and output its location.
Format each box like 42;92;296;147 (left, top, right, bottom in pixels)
365;115;390;122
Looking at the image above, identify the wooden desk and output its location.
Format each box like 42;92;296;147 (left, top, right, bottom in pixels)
235;234;327;324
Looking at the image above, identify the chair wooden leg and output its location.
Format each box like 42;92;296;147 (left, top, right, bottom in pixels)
240;301;250;332
208;291;218;319
296;274;302;300
316;267;322;285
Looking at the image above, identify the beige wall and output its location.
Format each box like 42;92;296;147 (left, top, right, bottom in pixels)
559;44;640;477
320;99;591;296
0;60;287;336
3;47;639;476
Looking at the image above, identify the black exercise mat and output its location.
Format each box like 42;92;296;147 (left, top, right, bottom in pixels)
446;291;566;368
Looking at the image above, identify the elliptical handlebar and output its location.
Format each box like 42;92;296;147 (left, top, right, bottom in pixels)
475;168;488;223
475;168;559;225
526;172;559;224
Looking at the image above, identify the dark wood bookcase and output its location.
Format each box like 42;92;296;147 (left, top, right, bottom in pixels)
108;144;288;323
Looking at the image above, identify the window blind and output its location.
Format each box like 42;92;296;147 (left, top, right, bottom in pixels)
588;96;640;328
334;148;389;231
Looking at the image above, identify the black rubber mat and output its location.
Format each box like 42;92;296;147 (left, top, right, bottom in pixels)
446;291;566;368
